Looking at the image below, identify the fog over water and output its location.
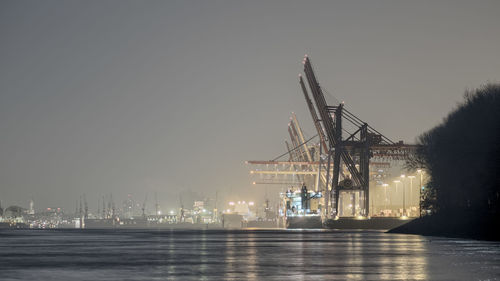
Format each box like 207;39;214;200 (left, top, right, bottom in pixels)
1;1;500;210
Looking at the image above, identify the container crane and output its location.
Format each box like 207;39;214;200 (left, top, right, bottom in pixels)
302;55;416;217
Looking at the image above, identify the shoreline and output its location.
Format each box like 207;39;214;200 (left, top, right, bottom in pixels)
388;211;500;241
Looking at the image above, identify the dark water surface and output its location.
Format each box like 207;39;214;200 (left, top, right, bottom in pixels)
1;229;499;280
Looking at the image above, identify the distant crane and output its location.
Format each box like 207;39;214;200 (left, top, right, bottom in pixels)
179;194;185;223
79;197;83;218
107;195;112;219
102;195;106;219
97;198;101;219
83;194;88;219
155;192;159;216
78;196;83;229
142;195;147;219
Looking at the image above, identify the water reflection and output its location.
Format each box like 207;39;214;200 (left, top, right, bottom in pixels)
245;232;258;281
223;231;236;280
167;230;176;277
199;231;208;280
0;229;498;280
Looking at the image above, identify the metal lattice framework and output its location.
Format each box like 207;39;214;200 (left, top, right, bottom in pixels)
301;55;417;217
247;56;417;218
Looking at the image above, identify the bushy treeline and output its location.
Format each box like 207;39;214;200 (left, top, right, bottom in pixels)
407;84;500;215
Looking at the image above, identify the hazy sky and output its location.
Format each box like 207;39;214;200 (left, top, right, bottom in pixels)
1;1;499;212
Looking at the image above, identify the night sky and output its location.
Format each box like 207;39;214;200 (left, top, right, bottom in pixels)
1;0;499;211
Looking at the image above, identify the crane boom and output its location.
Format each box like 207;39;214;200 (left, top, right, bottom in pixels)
299;75;328;153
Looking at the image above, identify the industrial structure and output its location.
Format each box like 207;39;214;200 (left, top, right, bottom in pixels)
247;56;417;224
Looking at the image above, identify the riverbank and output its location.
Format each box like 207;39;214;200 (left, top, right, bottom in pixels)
325;217;413;230
388;211;500;241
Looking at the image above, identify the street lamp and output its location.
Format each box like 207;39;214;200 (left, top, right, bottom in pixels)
393;180;400;216
417;169;425;217
400;175;406;217
417;169;423;188
382;184;389;213
408;176;416;213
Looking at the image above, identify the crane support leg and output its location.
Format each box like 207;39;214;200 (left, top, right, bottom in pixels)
332;105;343;217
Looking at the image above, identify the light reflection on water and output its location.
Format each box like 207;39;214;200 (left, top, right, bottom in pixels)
0;229;499;280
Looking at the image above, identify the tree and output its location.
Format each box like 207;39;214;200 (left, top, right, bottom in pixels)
406;84;500;215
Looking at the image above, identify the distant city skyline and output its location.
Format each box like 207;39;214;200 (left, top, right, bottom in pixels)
1;1;499;211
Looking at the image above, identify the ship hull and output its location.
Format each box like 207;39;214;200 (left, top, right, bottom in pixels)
287;216;323;229
325;217;414;230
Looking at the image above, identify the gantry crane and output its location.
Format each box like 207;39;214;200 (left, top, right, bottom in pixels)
248;114;331;191
301;55;416;217
247;55;417;219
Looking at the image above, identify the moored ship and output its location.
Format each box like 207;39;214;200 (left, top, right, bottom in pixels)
282;185;323;229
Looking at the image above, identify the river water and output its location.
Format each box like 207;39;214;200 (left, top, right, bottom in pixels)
0;229;499;280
